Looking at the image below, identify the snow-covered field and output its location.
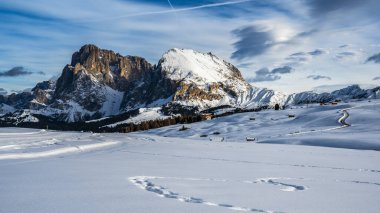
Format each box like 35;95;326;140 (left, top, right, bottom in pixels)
147;99;380;150
1;99;380;213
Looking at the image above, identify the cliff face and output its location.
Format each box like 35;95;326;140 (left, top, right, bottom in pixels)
52;44;162;115
68;44;153;89
55;44;153;96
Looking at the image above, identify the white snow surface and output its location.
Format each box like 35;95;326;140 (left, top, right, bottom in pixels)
147;99;380;150
99;86;124;116
0;103;15;116
105;107;172;127
161;48;238;85
1;100;380;213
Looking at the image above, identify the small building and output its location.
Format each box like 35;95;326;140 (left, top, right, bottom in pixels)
246;137;256;142
201;113;213;120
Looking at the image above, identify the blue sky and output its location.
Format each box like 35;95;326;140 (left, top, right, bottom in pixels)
0;0;379;93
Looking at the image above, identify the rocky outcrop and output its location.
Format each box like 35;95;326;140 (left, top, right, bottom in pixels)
173;82;223;101
67;44;153;90
56;44;154;93
53;44;159;115
32;80;55;106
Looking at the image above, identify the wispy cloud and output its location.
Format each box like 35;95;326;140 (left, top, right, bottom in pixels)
271;66;293;74
373;76;380;80
308;49;326;56
307;0;362;16
366;53;380;63
231;18;301;60
285;49;327;66
231;25;274;60
0;67;45;77
306;0;380;19
336;51;356;59
247;68;281;82
0;67;32;77
307;75;331;80
247;66;293;82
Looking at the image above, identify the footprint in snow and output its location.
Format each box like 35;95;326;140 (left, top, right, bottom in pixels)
129;176;306;213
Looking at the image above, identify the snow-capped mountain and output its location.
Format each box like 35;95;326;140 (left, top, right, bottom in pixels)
0;44;379;126
160;48;252;108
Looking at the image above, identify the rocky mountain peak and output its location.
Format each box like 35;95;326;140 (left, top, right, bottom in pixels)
157;48;252;108
56;44;154;93
71;44;153;81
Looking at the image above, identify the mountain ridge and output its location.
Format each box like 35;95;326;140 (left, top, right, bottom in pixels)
0;44;379;127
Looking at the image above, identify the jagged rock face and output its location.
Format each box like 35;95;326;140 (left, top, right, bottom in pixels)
173;82;223;102
0;80;55;111
54;44;156;113
55;70;105;111
120;70;176;110
68;44;153;90
55;44;154;97
0;92;34;109
31;80;55;106
331;85;367;99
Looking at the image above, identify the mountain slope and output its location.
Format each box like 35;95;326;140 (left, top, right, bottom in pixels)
159;48;253;108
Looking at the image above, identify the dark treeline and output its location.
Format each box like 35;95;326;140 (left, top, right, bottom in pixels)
100;114;205;133
0;105;270;133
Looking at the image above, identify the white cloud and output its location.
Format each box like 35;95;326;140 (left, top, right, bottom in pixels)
1;0;379;93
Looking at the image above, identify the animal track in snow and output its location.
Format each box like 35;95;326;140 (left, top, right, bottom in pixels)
129;176;307;212
253;177;307;192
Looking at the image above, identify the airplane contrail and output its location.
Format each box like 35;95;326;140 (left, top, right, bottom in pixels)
167;0;175;10
127;0;253;17
81;0;253;23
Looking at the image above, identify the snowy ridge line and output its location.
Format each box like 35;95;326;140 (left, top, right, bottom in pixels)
0;141;121;160
123;150;380;173
129;176;291;213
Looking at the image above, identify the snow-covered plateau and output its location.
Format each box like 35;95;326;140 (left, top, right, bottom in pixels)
1;99;379;213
